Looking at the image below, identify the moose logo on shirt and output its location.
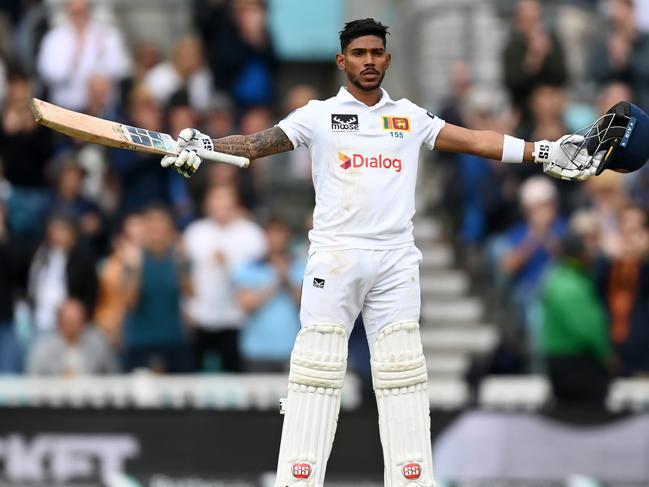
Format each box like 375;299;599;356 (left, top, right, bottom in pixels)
331;114;359;132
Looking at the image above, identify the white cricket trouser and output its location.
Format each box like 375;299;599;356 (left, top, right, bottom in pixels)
299;246;423;344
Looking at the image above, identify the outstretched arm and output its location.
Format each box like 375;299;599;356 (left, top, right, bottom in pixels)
434;122;603;181
211;126;294;160
435;123;535;162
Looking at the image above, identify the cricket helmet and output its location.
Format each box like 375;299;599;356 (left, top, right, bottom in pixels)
577;101;649;175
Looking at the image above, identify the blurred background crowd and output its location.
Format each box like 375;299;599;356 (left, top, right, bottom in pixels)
0;0;647;410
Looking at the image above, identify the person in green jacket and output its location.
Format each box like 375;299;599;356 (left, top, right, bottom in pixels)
541;232;612;405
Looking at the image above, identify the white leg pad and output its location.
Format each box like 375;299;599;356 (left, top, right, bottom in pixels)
372;322;435;487
275;323;347;487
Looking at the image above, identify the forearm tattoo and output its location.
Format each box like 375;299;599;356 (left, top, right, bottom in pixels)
211;127;294;160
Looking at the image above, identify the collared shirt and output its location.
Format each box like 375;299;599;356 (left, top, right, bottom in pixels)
277;87;445;251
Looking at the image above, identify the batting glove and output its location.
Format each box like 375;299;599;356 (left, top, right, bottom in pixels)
160;128;213;178
534;134;604;181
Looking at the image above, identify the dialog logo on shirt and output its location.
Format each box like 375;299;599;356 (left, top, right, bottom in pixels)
331;114;359;132
337;152;402;173
382;116;411;132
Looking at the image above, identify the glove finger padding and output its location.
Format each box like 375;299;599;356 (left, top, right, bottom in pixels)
173;149;200;178
160;155;176;168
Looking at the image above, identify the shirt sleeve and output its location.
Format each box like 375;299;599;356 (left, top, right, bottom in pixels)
275;100;319;149
420;109;446;150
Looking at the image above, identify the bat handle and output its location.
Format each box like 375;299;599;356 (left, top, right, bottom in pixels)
196;148;250;168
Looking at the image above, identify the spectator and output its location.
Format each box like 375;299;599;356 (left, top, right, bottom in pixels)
85;73;118;120
503;0;567;115
540;231;612;405
121;204;192;373
36;0;130;111
595;205;649;376
596;81;634;117
0;201;31;373
27;212;97;335
234;217;302;372
495;177;567;367
200;0;277;108
119;40;161;111
520;85;567;142
583;171;629;257
27;298;119;376
183;185;266;372
499;178;566;295
555;0;599;83
144;36;213;112
439;61;473;127
589;0;649;110
109;86;172;218
569;208;602;259
94;212;145;347
49;158;107;254
0;70;53;237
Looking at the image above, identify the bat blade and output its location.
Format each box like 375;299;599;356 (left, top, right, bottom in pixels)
30;97;179;156
30;98;250;168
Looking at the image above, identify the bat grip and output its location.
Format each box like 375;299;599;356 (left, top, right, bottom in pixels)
196;148;250;168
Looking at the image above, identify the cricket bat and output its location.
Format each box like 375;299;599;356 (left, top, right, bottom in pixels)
29;98;249;168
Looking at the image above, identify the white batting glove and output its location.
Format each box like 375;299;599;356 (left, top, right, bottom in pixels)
160;128;213;178
534;135;604;181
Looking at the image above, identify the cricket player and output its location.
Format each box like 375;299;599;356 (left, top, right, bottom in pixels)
160;18;615;487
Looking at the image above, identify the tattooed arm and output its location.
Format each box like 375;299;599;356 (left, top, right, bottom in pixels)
211;127;294;160
160;126;294;177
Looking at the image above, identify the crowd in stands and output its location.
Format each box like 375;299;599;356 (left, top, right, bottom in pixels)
0;0;311;375
0;0;647;410
444;0;649;403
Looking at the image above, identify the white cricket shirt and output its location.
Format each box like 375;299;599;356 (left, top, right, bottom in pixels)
277;87;446;251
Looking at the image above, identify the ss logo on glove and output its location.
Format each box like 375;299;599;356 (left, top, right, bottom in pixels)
537;144;550;160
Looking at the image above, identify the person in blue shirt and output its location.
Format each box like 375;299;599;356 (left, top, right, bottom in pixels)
233;217;303;372
495;176;567;370
121;204;192;373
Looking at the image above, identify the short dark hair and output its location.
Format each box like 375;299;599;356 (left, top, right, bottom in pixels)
339;18;389;52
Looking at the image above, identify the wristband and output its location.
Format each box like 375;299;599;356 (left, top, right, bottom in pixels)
501;135;526;163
